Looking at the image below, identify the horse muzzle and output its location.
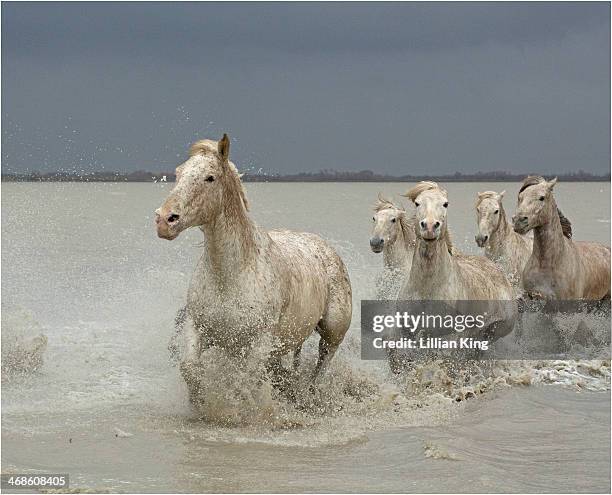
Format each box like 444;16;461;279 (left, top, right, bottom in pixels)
370;237;384;253
419;220;440;241
155;210;180;240
512;216;529;234
475;234;488;247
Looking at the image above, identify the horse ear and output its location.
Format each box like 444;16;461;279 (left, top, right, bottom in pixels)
547;177;558;190
498;190;506;199
218;133;230;161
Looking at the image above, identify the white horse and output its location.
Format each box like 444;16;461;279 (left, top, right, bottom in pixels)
156;134;352;389
399;182;517;339
474;190;533;286
513;176;611;300
369;195;416;298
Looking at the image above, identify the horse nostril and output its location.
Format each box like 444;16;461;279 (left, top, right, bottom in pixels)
167;213;180;224
420;221;427;229
434;222;440;229
484;235;488;241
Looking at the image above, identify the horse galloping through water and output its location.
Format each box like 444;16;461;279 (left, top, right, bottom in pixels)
370;195;416;297
399;182;517;339
474;190;533;285
513;176;611;300
155;134;352;391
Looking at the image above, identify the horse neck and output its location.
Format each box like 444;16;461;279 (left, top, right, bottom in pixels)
531;197;566;267
411;227;454;285
200;190;259;280
486;206;511;256
383;219;414;269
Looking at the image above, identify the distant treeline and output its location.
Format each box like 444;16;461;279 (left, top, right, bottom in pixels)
2;169;610;183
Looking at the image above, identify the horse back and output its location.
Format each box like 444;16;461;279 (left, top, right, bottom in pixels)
268;229;350;305
454;254;514;300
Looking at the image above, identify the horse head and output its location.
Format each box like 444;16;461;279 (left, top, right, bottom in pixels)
370;194;406;253
403;181;449;245
155;134;249;240
475;190;506;247
513;176;559;236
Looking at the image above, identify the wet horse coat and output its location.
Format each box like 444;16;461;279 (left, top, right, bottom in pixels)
156;135;352;389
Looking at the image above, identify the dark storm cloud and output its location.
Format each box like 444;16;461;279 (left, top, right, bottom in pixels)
2;2;610;175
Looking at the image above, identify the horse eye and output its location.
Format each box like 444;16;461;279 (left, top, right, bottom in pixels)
443;202;448;208
415;202;420;207
494;209;499;214
372;216;375;221
206;176;215;182
539;196;544;201
391;218;396;223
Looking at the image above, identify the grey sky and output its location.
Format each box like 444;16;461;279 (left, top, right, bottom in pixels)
2;2;610;175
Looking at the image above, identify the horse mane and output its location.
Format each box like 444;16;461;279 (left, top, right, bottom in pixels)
402;181;445;203
188;139;250;211
373;193;399;213
557;209;572;238
443;227;457;255
518;175;545;194
475;191;501;207
189;139;219;157
519;175;571;238
226;161;250;211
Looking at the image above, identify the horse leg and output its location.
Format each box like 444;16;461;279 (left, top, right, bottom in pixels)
265;351;282;376
168;305;187;365
182;318;203;363
385;322;408;374
312;301;351;381
179;318;207;404
265;349;292;391
311;254;351;382
387;347;408;375
292;345;302;372
312;333;339;381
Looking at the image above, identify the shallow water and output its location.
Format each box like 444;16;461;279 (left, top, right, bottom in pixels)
2;182;610;492
2;387;609;493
